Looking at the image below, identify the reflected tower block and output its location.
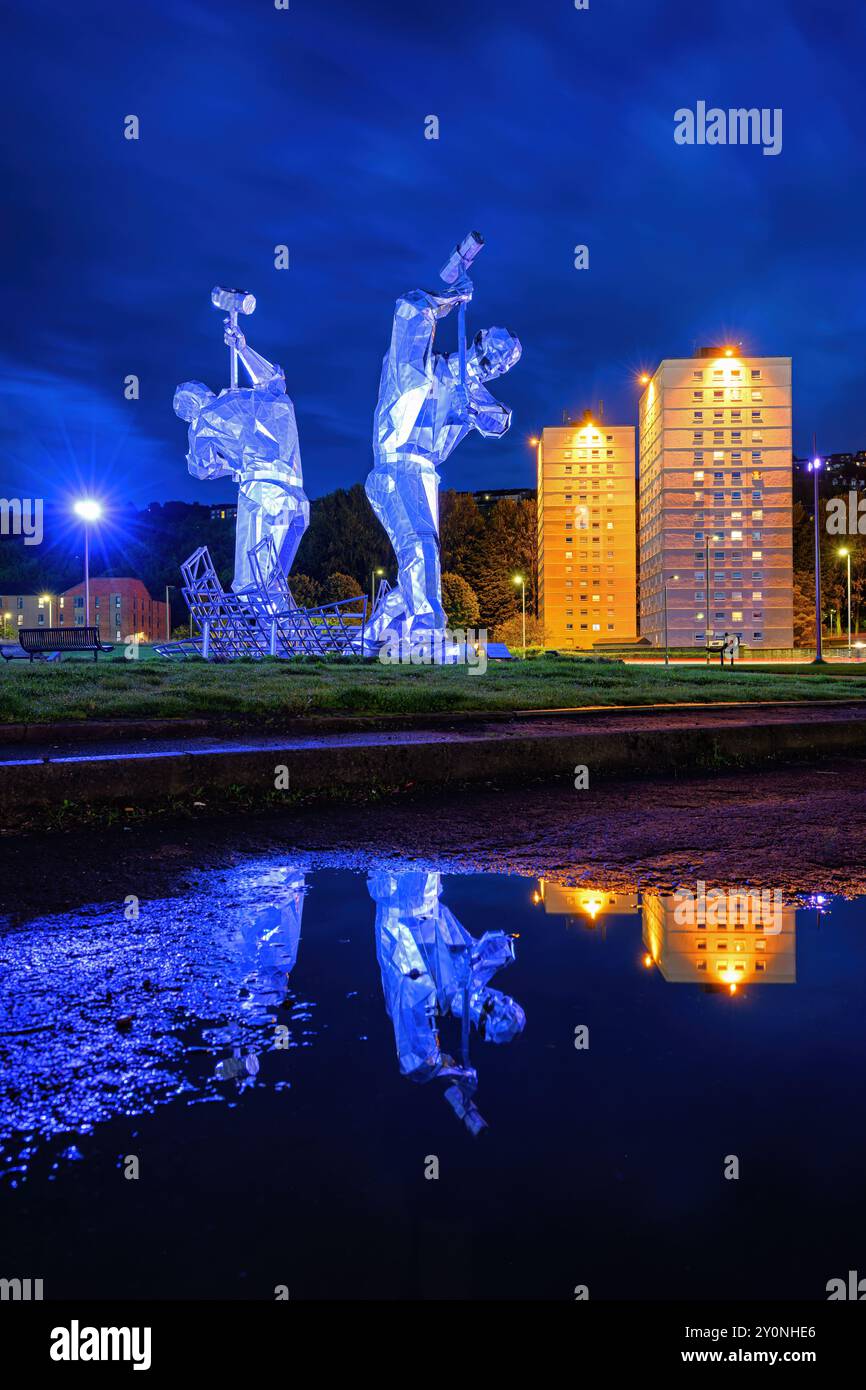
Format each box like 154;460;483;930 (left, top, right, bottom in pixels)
642;891;797;987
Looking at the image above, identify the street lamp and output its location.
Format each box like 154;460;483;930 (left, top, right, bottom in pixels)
513;574;526;657
40;593;53;626
73;499;103;626
164;583;176;642
807;458;824;662
838;547;852;660
704;536;713;665
663;574;679;667
371;567;385;611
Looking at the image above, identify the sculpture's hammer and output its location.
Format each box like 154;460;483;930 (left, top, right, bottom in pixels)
211;286;256;389
440;233;484;393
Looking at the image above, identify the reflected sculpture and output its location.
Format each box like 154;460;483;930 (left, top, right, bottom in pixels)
210;867;308;1082
364;233;522;649
368;868;525;1133
174;288;309;597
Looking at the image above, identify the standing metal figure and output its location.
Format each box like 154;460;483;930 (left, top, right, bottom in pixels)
364;234;522;649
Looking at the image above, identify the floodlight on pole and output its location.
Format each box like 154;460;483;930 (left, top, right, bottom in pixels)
73;499;103;626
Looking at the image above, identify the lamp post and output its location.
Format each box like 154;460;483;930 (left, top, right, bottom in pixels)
73;500;103;626
513;574;526;657
40;593;53;627
371;567;385;611
704;536;713;665
164;584;176;641
808;458;824;663
663;573;679;667
838;547;852;660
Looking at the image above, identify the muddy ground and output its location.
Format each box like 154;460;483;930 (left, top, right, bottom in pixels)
2;755;864;914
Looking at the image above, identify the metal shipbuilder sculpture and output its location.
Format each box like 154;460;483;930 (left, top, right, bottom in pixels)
212;866;307;1084
174;288;310;597
368;868;525;1133
365;233;522;651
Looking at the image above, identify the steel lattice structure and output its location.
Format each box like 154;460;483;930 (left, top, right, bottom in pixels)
171;544;368;660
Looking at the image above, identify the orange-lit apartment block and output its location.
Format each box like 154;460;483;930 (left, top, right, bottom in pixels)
638;348;793;650
537;412;637;649
642;891;796;987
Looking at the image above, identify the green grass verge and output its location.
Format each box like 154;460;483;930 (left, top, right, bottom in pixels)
1;653;865;725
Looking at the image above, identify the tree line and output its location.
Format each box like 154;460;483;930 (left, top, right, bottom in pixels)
0;490;538;638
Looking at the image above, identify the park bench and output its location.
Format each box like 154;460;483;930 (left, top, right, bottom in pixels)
0;642;60;663
17;626;114;662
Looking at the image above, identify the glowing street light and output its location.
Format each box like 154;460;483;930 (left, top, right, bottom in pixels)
807;458;824;662
370;566;385;611
74;499;102;523
512;573;526;657
838;546;852;659
639;373;650;385
40;593;53;627
662;573;679;667
73;499;103;626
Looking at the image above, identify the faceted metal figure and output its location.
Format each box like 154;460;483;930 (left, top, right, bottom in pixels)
368;868;525;1133
174;313;309;598
365;234;522;648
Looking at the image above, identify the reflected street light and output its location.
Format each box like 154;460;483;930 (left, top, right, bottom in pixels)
73;499;103;626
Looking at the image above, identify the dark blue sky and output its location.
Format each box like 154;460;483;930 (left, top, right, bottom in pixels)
1;0;865;511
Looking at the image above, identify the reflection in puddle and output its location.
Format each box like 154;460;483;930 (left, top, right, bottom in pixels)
0;859;841;1184
370;870;525;1135
536;880;799;989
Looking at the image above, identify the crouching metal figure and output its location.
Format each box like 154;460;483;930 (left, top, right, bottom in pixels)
174;314;309;598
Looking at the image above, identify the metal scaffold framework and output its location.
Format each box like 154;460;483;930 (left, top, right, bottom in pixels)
154;541;368;661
